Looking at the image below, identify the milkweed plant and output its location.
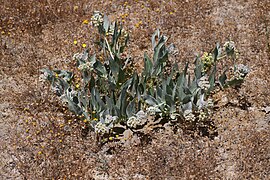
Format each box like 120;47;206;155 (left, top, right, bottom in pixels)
40;11;249;141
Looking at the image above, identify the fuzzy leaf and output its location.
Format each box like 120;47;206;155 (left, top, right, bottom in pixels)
195;56;203;79
208;64;216;91
151;29;160;49
213;43;221;61
126;99;136;118
94;61;107;77
143;53;153;78
103;14;110;33
219;70;227;88
144;95;158;106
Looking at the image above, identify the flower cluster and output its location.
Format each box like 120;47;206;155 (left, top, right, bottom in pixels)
146;106;161;116
233;64;250;80
94;122;109;134
78;61;95;71
207;98;214;108
127;110;147;128
197;110;207;121
106;23;129;46
39;71;50;82
73;53;84;60
104;115;118;125
198;76;210;91
183;110;196;122
201;52;214;72
223;41;235;56
91;11;104;27
94;115;118;135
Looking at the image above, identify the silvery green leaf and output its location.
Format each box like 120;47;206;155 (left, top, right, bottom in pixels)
153;36;166;65
94;61;107;77
182;94;192;104
170;112;179;120
112;22;118;46
144;95;158;106
195;56;203;79
213;43;221;61
105;96;113;110
219;70;227;88
116;86;128;117
117;68;125;85
151;29;160;49
162;79;167;99
208;64;216;91
103;14;110;33
109;58;119;78
172;84;177;100
143;53;153;78
182;101;192;111
165;94;174;108
130;73;139;97
40;69;53;82
126;99;136;118
53;70;73;82
196;93;205;109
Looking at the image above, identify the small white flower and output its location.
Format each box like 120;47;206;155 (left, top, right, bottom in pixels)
104;115;118;125
127;116;138;128
78;61;95;71
198;110;207;121
91;11;104;27
224;41;235;52
233;64;250;80
183;110;196;122
146;106;161;116
136;110;147;120
207;98;214;108
73;53;83;60
39;71;49;82
127;112;147;128
198;76;210;91
94;122;109;134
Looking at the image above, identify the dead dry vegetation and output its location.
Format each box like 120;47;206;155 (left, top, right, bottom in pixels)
1;0;270;179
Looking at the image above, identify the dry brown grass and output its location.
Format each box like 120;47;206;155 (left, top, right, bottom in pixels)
1;0;270;179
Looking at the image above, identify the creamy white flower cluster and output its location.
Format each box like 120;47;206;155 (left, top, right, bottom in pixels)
73;53;84;61
78;61;95;71
233;64;250;80
127;110;147;128
95;122;109;134
104;114;118;125
223;41;235;53
39;71;50;82
146;106;161;116
198;76;210;91
183;110;196;122
91;11;104;27
94;115;118;134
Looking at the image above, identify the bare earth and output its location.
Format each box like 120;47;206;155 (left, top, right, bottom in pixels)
1;0;269;179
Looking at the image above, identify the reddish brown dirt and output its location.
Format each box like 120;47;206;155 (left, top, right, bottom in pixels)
1;0;269;179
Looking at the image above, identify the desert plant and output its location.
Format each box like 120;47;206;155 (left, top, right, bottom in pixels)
40;11;249;141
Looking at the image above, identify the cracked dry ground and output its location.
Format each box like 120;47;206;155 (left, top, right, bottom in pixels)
1;0;270;179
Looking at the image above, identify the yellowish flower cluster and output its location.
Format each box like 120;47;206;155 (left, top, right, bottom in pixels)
201;52;214;72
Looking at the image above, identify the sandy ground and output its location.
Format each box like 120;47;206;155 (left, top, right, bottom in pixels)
1;0;270;179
